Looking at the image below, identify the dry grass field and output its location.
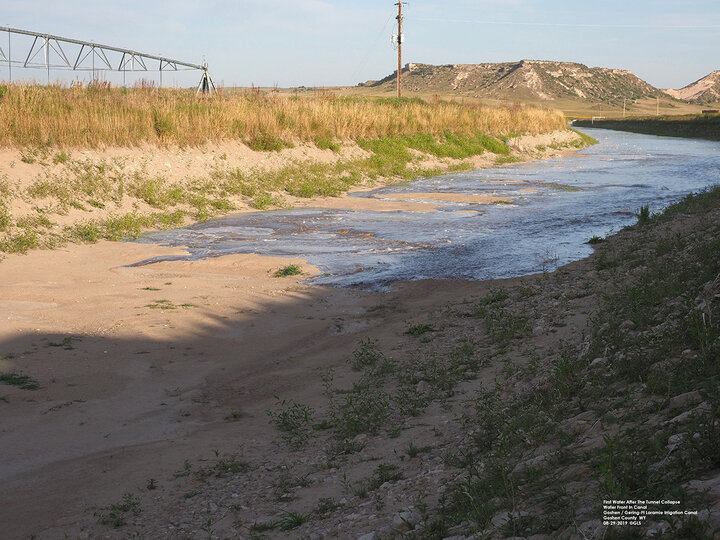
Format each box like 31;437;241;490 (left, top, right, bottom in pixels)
0;84;567;148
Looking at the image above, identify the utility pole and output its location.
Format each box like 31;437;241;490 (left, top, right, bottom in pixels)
395;1;406;99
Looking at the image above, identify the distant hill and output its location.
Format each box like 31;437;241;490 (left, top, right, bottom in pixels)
362;60;671;106
664;71;720;104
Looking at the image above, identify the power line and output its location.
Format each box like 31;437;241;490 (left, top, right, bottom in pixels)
415;18;720;30
348;13;394;85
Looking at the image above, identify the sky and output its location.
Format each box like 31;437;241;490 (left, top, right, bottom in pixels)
1;0;719;90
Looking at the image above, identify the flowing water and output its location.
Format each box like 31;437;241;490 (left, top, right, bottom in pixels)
137;128;720;290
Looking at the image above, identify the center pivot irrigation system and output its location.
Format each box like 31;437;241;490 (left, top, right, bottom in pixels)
0;26;215;94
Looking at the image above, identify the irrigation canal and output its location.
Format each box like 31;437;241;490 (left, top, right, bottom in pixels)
137;128;720;290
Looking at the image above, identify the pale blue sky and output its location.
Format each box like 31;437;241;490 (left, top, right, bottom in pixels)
2;0;719;89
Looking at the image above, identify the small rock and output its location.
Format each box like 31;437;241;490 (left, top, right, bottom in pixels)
377;525;393;538
392;508;422;531
681;349;697;359
357;533;376;540
646;521;671;536
512;453;549;474
532;325;545;336
490;510;528;528
353;434;368;444
667;433;687;450
590;357;608;367
576;520;604;538
620;320;636;330
416;380;430;394
669;391;702;410
571;411;595;423
665;402;711;424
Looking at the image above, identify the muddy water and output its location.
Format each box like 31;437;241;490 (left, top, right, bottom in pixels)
138;129;720;290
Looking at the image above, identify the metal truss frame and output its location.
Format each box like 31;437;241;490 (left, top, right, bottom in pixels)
1;26;215;94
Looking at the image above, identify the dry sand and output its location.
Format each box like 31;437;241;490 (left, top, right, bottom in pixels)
0;242;380;536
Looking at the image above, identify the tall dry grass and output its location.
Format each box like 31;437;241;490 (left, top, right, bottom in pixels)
0;84;567;148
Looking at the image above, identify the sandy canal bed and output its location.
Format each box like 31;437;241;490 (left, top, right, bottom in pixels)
0;239;509;538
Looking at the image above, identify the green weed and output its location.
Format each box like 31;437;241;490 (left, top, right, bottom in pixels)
245;132;294;152
94;493;142;528
335;385;391;437
349;338;386;371
267;397;315;448
275;511;311;531
636;204;651;224
405;323;436;336
194;454;251;481
0;373;40;390
0;204;11;231
273;264;302;278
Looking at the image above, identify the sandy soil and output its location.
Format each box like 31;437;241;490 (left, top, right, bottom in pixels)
0;131;591;539
374;192;512;204
0;242;380;536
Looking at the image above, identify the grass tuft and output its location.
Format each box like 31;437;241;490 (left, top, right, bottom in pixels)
273;264;302;278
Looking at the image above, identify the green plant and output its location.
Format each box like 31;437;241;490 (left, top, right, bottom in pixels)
245;132;294;152
0;204;11;232
315;497;343;516
145;299;177;310
405;323;436;336
272;471;313;501
636;204;650;224
0;229;38;253
250;521;277;532
370;463;403;489
276;511;311;531
0;373;40;390
273;264;302;278
406;441;432;458
94;493;142;528
152;112;174;137
200;518;215;540
67;221;101;243
267;397;315;448
350;338;386;371
335;384;391;437
193;454;251;481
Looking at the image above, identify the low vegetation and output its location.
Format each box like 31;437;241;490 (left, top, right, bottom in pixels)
272;264;303;278
574;114;720;141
